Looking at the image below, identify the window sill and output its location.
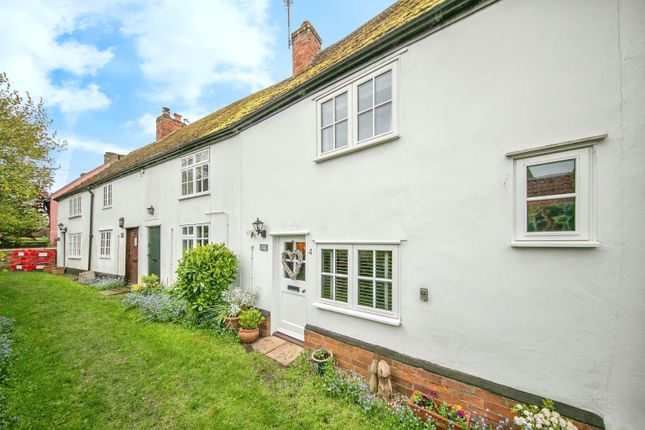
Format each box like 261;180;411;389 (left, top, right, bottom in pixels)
313;301;401;326
99;256;112;259
511;240;599;248
315;134;399;163
178;192;210;201
102;206;112;210
67;257;81;260
68;215;82;219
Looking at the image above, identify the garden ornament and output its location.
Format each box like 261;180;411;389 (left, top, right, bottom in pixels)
368;359;379;393
281;248;304;280
377;360;393;400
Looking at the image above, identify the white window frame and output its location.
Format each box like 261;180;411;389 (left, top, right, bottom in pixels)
315;60;398;161
99;230;112;258
180;149;209;198
512;147;595;246
68;233;82;259
68;195;82;217
181;223;210;251
315;243;399;324
102;184;112;209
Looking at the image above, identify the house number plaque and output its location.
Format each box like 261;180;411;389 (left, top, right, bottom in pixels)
259;244;269;252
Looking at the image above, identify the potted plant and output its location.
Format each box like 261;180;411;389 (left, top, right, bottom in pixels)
237;308;264;343
407;390;471;430
216;287;258;329
311;348;334;374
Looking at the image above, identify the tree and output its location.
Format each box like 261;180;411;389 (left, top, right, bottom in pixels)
0;73;65;242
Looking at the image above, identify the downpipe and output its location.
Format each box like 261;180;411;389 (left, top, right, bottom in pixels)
87;188;94;271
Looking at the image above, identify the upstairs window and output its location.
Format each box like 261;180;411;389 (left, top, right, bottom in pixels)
181;150;209;196
357;70;392;142
317;61;398;159
181;224;209;251
320;92;348;153
102;184;112;208
69;195;82;217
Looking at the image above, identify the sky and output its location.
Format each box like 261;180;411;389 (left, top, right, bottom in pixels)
0;0;396;192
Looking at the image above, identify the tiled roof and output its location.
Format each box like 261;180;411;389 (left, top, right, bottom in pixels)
61;0;447;198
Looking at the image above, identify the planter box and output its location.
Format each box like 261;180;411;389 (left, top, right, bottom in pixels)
407;390;471;430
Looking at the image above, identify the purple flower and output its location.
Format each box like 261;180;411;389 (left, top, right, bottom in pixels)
457;409;466;418
428;390;438;399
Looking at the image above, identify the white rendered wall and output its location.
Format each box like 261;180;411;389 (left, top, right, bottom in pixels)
56;0;644;428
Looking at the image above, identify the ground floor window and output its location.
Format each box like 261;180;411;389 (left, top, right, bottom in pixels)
318;243;398;316
99;230;112;258
68;233;82;258
181;224;209;251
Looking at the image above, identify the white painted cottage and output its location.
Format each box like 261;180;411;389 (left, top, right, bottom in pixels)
54;0;645;428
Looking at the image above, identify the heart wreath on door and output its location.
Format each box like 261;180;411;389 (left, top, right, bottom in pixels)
281;248;304;280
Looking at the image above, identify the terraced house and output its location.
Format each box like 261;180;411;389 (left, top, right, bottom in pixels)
53;0;645;429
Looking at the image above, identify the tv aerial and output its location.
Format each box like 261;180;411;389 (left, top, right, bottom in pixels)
284;0;293;49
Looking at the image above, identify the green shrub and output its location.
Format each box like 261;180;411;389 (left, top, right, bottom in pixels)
174;244;238;315
139;274;162;293
239;308;263;329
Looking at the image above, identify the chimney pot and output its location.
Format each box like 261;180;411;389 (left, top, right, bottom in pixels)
291;20;322;75
156;107;185;141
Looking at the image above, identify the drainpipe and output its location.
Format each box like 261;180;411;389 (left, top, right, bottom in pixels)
87;188;95;271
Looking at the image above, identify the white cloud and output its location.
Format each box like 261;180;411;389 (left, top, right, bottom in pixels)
120;0;275;105
0;0;114;114
51;135;130;191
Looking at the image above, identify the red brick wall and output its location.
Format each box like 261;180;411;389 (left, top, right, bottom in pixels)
156;107;184;141
291;21;321;75
305;329;600;430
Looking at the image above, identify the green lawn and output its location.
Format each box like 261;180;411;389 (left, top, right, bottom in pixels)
0;272;389;429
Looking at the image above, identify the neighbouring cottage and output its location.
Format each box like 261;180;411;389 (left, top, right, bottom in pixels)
53;1;645;429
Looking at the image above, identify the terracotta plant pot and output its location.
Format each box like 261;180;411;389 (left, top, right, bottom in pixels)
407;390;471;430
238;327;259;343
311;349;334;374
225;316;240;329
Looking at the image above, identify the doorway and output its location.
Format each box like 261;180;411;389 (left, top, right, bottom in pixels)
147;226;160;277
275;236;308;341
125;227;139;284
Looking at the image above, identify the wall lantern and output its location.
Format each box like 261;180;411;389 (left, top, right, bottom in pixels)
118;217;125;228
251;218;266;238
57;223;67;233
147;205;155;216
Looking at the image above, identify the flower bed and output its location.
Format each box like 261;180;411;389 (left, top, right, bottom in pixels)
408;390;470;430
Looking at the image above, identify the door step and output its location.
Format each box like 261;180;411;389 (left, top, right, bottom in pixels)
250;335;303;366
273;331;304;347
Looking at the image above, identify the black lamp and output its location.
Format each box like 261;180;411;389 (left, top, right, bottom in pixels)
252;218;266;238
118;217;125;228
147;205;155;215
57;223;67;233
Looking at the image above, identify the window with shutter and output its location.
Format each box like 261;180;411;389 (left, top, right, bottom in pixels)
318;243;398;318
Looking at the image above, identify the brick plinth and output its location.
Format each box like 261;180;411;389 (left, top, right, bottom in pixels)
305;329;602;430
259;309;271;338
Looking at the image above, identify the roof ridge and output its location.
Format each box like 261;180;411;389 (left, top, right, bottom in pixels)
58;0;449;199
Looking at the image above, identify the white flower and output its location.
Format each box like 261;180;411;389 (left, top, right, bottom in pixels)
552;412;561;419
559;418;567;427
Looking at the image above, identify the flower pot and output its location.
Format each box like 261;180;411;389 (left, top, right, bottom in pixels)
311;349;334;374
238;327;259;343
407;390;471;430
225;316;240;329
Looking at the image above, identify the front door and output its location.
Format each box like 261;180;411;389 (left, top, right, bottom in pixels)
147;226;160;277
125;227;139;284
276;236;308;340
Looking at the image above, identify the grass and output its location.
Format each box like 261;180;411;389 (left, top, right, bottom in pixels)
0;272;394;429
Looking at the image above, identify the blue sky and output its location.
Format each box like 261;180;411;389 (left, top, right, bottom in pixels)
0;0;395;191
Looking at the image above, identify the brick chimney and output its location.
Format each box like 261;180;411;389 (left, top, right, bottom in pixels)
156;107;185;141
103;152;123;164
291;20;322;75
